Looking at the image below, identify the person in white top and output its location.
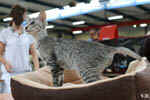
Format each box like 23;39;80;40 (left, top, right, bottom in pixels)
0;5;39;93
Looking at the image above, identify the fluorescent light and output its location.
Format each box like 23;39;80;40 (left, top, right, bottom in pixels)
46;25;54;29
72;21;85;25
133;25;137;28
108;15;123;20
3;17;12;22
63;5;70;9
72;30;83;34
140;23;147;27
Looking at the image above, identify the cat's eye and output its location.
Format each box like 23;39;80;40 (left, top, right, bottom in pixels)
30;21;35;25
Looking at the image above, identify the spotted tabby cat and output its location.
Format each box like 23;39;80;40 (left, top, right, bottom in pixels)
25;14;141;87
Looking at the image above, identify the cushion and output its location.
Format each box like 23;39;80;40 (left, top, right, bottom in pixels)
11;58;149;100
11;67;138;100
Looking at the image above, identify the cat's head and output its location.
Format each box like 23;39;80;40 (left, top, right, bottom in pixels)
25;16;48;40
25;17;43;33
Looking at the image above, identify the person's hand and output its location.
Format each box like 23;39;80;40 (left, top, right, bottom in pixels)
39;11;46;22
4;62;13;73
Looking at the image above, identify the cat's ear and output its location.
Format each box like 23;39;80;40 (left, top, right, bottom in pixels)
39;11;46;22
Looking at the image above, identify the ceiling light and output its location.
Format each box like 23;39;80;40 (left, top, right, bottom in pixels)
63;5;70;9
72;21;85;25
133;25;137;28
72;30;83;34
3;17;12;22
46;25;55;29
140;23;147;27
108;15;123;20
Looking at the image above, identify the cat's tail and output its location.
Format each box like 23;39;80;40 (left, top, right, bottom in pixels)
115;47;141;60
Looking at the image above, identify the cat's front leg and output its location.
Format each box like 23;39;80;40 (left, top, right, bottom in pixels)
46;53;64;87
51;67;64;87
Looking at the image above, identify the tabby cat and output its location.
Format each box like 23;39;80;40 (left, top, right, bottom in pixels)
25;13;141;86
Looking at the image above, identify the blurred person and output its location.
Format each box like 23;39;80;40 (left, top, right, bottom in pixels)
142;37;150;62
88;29;99;42
0;4;39;93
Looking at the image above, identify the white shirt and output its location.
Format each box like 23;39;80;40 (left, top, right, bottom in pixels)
0;27;34;73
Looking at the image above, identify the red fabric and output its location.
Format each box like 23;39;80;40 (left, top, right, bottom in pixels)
99;25;118;40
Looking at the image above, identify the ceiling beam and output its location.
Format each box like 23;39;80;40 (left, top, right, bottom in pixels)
136;5;150;14
0;3;38;13
24;0;106;26
108;9;140;20
47;29;73;36
48;21;77;29
23;0;62;8
0;12;8;16
48;29;71;33
0;3;11;9
0;12;8;19
84;14;117;23
85;14;108;22
24;0;107;26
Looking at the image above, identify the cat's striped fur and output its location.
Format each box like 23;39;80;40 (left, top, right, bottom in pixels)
25;16;141;86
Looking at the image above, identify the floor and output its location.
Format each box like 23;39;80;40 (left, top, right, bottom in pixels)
0;94;14;100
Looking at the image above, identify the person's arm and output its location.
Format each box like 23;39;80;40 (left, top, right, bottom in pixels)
30;43;39;70
0;42;12;73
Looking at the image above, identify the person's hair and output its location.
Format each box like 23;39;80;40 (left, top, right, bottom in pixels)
9;4;26;28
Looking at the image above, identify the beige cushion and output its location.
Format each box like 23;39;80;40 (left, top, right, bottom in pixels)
14;66;83;87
